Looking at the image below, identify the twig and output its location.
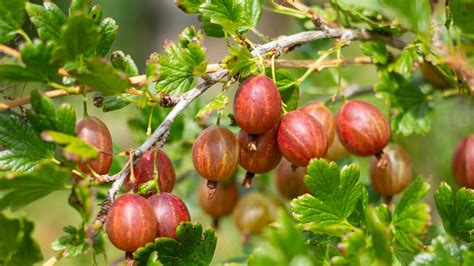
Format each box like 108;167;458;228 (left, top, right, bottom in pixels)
0;44;20;58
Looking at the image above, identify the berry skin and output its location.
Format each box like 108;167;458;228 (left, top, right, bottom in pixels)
238;127;282;186
233;75;282;134
324;134;351;162
106;194;157;252
192;126;239;182
301;103;336;146
233;192;274;235
452;135;474;189
275;159;309;199
198;180;239;219
126;149;176;193
148;193;191;239
370;144;413;196
336;100;390;157
277;110;328;167
76;116;113;175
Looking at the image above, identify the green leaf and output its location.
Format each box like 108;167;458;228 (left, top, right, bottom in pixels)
95;93;135;112
411;236;463;266
20;40;60;82
392;177;430;252
175;0;205;13
86;17;118;57
55;15;99;61
52;225;105;257
41;131;98;161
0;64;41;82
0;163;70;210
388;45;423;75
0;213;43;265
69;57;131;95
449;0;474;34
146;52;159;80
27;90;76;135
156;26;207;94
198;16;225;38
0;0;26;43
360;41;388;65
200;0;244;35
291;159;364;236
331;229;370;265
248;211;315;266
199;0;264;36
134;222;217;266
195;92;229;120
434;182;474;243
244;0;264;28
366;207;392;265
267;69;299;111
69;0;91;16
68;182;94;222
376;72;434;136
25;2;66;43
380;0;431;34
111;50;139;76
222;44;258;78
0;111;55;173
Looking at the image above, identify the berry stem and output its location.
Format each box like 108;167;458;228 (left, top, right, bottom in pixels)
207;180;218;199
242;172;256;189
212;218;220;230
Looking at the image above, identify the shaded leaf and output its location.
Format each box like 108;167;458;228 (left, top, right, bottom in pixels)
0;163;70;210
20;40;60;82
175;0;205;13
54;15;99;61
0;213;43;266
0;0;26;43
69;57;131;95
111;50;139;76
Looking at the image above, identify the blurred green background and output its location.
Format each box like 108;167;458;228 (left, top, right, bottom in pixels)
3;0;473;265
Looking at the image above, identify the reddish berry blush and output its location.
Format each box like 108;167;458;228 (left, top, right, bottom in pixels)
148;193;191;239
336;100;390;157
106;194;157;252
233;75;282;134
277;110;328;167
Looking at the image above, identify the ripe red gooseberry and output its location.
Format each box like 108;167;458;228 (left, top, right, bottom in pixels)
106;194;157;252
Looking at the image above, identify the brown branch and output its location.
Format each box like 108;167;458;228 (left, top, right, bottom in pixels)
262;56;373;69
0;44;20;58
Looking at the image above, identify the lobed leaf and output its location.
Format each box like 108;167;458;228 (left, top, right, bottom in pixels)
434;183;474;243
0;111;55;173
134;222;217;266
392;177;431;252
195;92;229;120
156;26;207;94
291;159;364;236
0;213;43;265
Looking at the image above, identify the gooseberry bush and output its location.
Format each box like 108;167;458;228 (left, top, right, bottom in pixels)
0;0;473;265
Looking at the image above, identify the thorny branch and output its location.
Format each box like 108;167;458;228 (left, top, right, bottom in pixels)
104;27;406;201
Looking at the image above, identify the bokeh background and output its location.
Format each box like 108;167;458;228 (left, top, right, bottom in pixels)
1;0;473;265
